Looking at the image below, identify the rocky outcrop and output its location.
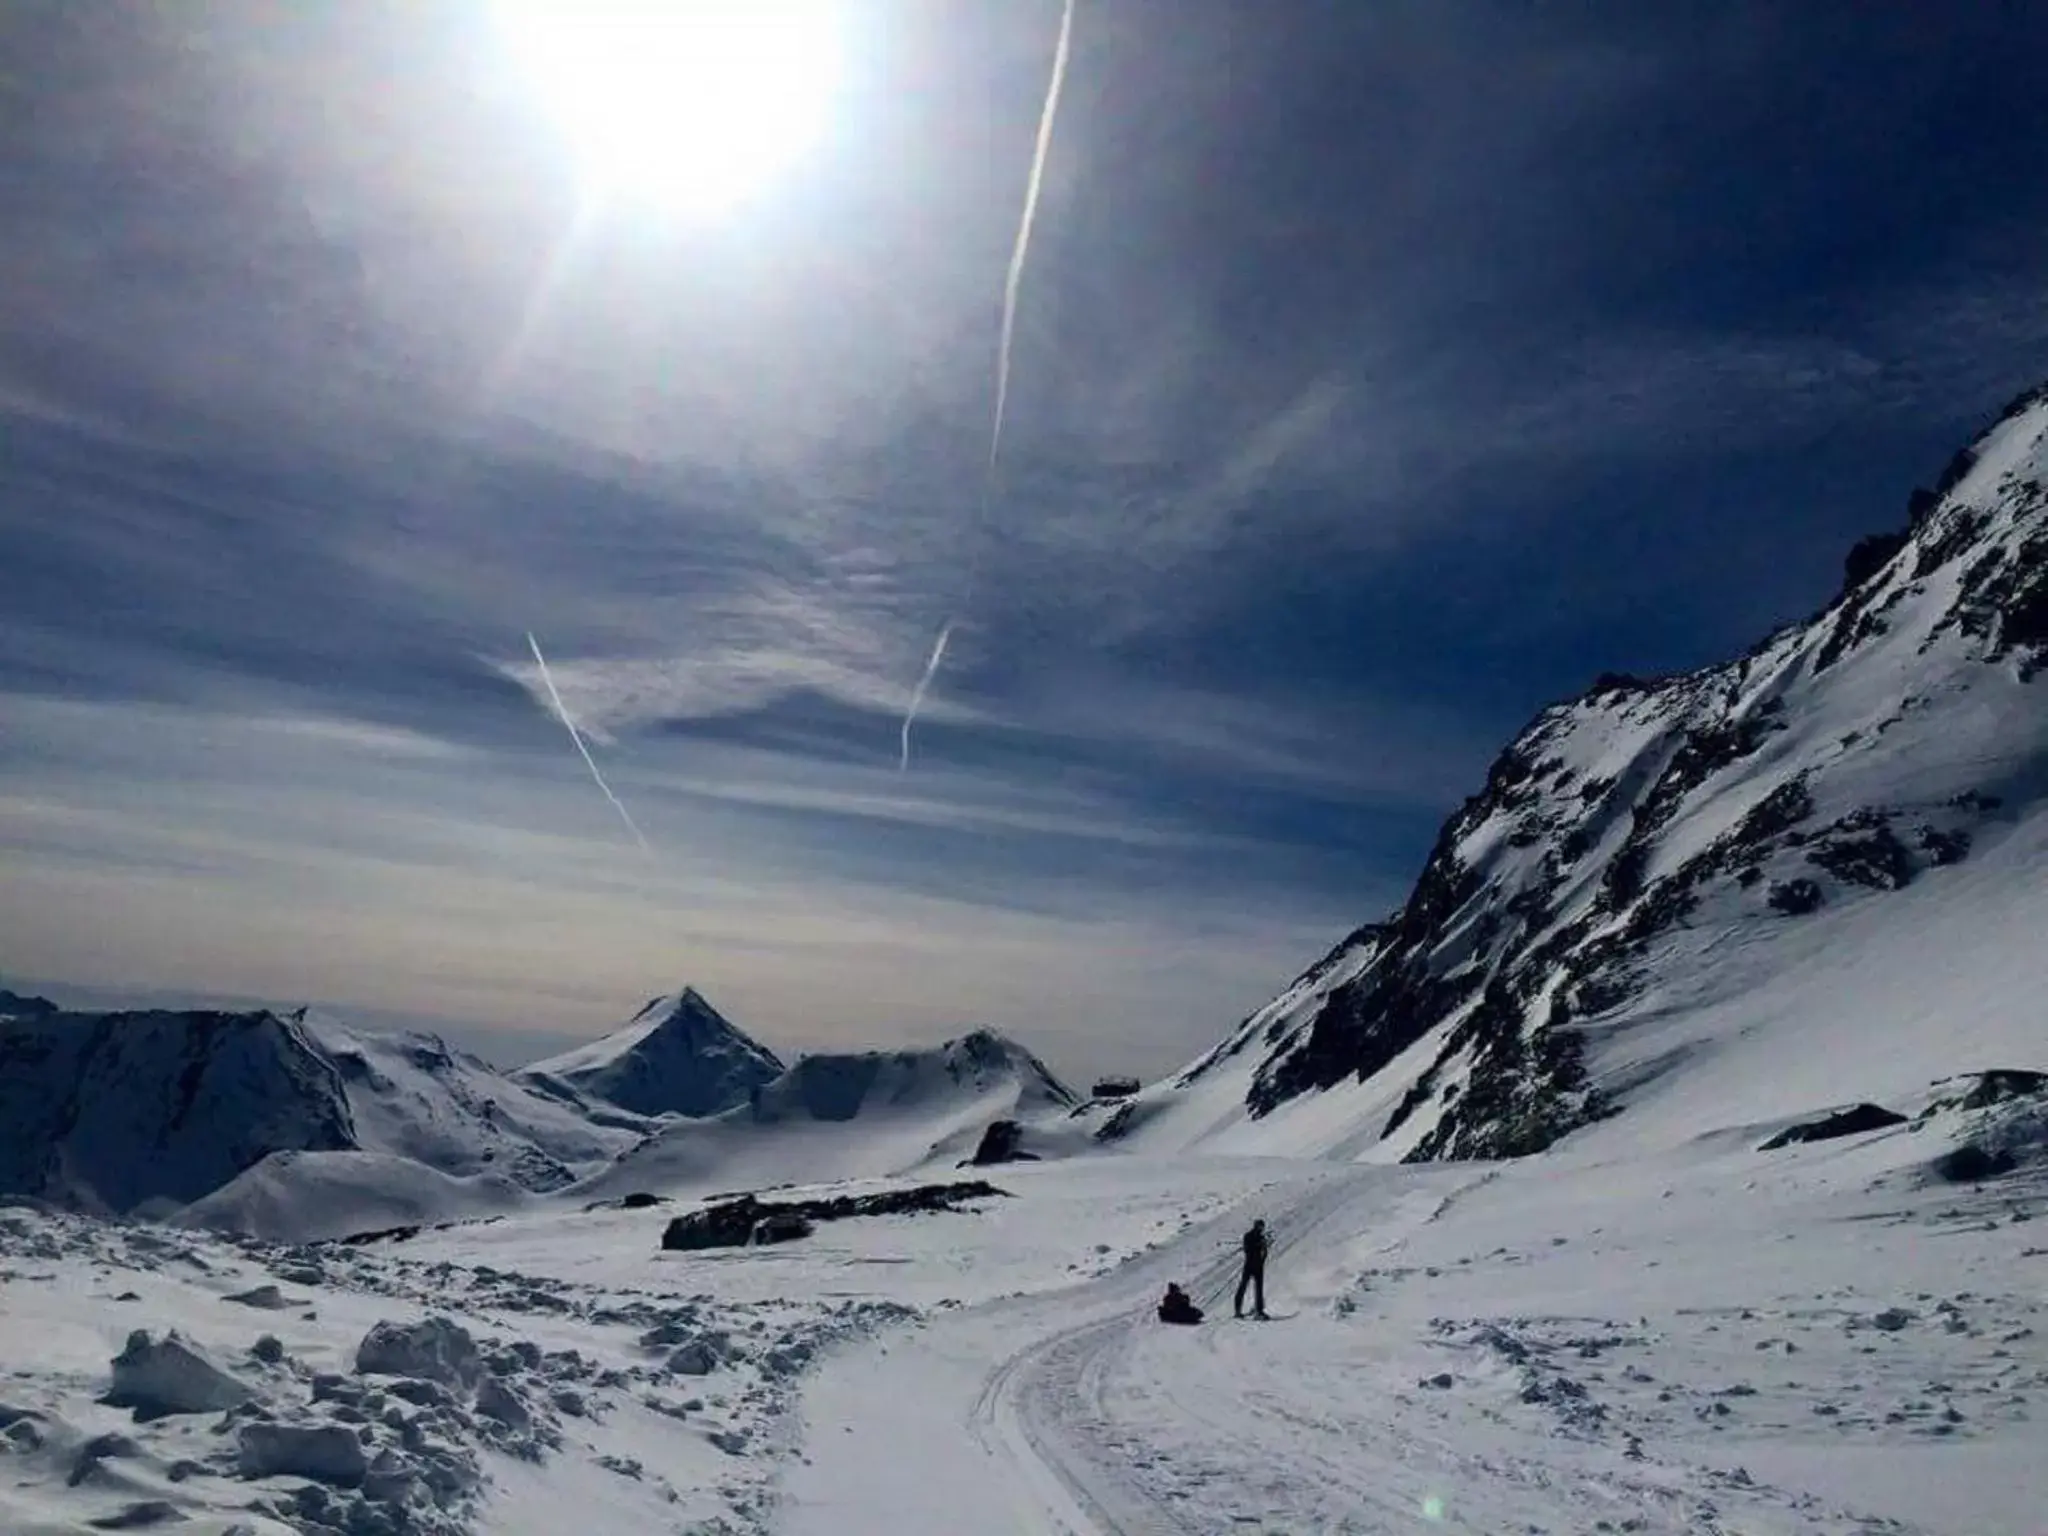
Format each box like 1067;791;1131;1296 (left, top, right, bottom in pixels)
659;1179;1009;1252
1759;1104;1908;1151
0;1008;357;1213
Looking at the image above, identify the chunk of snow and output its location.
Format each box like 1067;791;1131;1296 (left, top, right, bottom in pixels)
353;1316;483;1390
104;1330;253;1418
237;1421;368;1485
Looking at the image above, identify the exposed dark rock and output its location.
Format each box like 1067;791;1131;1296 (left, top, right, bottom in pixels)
1933;1143;2019;1183
1918;827;1973;866
1843;531;1909;591
1959;1069;2048;1109
1093;1102;1137;1142
331;1224;420;1246
964;1119;1036;1166
1089;1077;1140;1099
1767;879;1825;916
1918;1069;2048;1119
1807;819;1916;890
1590;673;1651;696
1759;1103;1907;1151
583;1191;667;1212
659;1179;1008;1252
748;1211;814;1245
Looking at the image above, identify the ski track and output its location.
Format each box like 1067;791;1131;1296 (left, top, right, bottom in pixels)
780;1158;2038;1536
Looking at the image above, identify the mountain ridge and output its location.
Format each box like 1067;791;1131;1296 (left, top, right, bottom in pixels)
1137;377;2048;1164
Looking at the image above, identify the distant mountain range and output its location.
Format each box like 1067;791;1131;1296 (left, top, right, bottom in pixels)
0;983;1077;1240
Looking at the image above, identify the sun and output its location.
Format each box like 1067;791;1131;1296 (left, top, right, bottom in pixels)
496;1;842;214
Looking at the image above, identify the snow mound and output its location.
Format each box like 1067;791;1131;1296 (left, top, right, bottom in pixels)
176;1150;529;1244
517;987;783;1119
577;1028;1075;1201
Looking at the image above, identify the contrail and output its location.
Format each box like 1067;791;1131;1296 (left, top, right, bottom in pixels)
526;631;652;854
898;620;953;772
989;0;1074;476
900;0;1074;771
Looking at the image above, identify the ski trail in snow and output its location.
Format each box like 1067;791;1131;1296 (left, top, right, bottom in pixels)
526;631;653;854
899;0;1075;772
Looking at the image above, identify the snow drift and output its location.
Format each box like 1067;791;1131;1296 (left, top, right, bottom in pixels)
177;1149;532;1245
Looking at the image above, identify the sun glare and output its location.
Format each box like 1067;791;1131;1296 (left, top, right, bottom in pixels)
496;0;842;214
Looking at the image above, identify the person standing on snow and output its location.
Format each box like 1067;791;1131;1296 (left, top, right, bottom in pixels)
1235;1218;1269;1319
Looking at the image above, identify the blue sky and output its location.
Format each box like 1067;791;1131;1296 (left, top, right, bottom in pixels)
4;2;2047;1081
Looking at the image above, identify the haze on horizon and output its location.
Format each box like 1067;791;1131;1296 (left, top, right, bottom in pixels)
5;2;2048;1082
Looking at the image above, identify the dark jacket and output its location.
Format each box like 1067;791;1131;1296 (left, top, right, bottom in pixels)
1242;1226;1269;1268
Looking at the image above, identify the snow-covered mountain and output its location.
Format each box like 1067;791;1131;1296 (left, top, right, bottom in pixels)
302;1014;653;1189
515;987;784;1119
0;1004;356;1215
1125;381;2048;1164
0;1000;651;1217
578;1028;1077;1200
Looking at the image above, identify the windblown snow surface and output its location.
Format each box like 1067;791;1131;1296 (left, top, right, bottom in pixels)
3;388;2047;1533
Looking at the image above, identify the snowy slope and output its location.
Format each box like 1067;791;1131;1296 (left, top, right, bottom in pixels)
515;987;784;1119
786;1111;2048;1536
1129;382;2048;1163
177;1149;534;1244
306;1014;651;1192
577;1028;1077;1201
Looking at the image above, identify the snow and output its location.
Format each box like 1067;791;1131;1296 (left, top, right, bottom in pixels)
4;1087;2046;1533
237;1421;369;1484
178;1151;532;1245
304;1015;655;1185
105;1330;255;1417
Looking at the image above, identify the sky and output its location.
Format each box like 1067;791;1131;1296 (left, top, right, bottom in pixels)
5;1;2048;1083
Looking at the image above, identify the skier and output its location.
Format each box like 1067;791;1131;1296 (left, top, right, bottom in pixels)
1235;1217;1269;1319
1157;1281;1203;1325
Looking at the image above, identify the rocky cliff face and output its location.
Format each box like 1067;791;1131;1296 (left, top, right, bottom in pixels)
0;1006;357;1212
1229;382;2048;1161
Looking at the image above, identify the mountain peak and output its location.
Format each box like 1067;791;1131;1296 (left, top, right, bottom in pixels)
519;988;784;1119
